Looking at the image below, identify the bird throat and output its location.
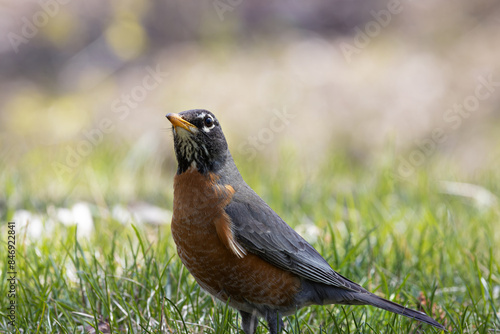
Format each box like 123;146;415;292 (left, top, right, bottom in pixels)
173;128;206;174
175;136;225;176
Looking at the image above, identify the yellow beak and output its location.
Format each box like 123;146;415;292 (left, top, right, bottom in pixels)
166;113;196;133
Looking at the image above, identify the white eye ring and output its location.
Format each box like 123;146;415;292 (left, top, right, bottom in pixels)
204;116;215;128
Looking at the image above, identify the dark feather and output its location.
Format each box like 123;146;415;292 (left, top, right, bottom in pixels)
225;186;364;293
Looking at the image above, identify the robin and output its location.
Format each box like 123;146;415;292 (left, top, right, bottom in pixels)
166;109;445;334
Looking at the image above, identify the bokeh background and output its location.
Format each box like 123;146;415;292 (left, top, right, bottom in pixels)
1;0;500;228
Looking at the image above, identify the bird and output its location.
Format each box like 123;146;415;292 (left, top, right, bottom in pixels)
166;109;445;334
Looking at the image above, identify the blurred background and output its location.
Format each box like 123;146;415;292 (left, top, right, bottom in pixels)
1;0;500;221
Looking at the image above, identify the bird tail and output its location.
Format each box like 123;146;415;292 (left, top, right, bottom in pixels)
355;292;445;330
304;280;446;330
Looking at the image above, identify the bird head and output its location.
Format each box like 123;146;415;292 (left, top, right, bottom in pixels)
166;109;229;174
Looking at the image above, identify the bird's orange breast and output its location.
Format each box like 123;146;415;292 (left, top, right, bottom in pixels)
171;168;300;307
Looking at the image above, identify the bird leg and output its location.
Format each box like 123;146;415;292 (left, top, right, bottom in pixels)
266;310;284;334
240;310;259;334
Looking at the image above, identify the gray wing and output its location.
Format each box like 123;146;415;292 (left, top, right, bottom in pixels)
225;189;364;292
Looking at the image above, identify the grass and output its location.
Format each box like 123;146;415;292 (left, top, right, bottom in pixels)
1;141;499;333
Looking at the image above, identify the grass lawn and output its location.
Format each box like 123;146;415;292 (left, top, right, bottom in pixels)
1;142;499;333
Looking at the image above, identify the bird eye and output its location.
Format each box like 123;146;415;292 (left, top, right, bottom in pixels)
204;116;214;127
